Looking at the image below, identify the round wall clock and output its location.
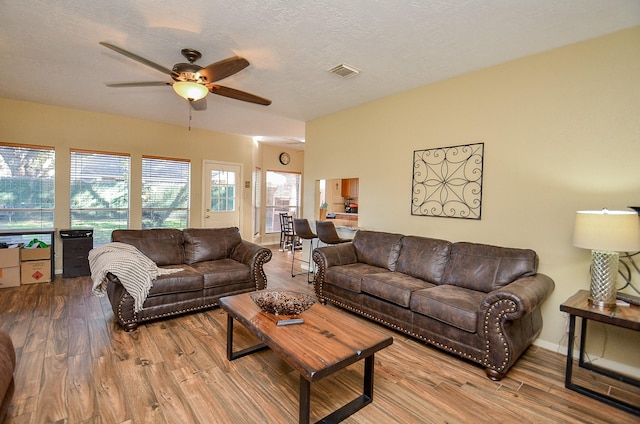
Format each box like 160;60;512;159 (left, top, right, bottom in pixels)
279;152;291;165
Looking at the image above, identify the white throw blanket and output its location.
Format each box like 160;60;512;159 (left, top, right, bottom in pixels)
89;242;182;313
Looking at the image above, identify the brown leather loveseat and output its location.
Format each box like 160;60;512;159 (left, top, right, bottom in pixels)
312;230;554;380
104;227;272;332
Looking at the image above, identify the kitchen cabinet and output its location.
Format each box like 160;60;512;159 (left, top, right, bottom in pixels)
341;178;359;198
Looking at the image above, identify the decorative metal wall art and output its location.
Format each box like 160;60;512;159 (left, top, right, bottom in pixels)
411;142;484;219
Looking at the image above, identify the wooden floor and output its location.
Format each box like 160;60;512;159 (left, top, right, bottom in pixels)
1;246;639;423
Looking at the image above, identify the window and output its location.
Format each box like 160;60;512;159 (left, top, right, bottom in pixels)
142;156;190;229
253;167;261;237
210;170;236;212
265;171;301;233
0;143;55;230
70;150;130;246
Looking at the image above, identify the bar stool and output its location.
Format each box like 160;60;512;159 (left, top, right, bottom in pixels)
292;218;317;282
278;213;287;250
316;220;351;245
280;214;296;251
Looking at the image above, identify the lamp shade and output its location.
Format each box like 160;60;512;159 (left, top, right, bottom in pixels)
573;209;640;252
172;81;208;101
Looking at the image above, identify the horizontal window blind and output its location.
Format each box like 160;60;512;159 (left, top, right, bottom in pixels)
254;167;261;236
70;150;130;245
265;171;301;233
142;156;190;229
0;143;55;230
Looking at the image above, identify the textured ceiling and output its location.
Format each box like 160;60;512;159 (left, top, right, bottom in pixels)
0;1;639;149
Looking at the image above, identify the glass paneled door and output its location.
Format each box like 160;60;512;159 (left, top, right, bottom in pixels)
203;161;241;230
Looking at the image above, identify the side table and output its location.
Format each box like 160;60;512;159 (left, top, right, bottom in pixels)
560;290;640;416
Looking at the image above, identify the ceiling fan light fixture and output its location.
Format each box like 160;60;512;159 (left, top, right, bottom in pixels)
173;81;208;101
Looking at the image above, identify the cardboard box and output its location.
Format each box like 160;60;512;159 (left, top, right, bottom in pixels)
0;244;21;268
21;246;51;262
21;260;51;284
0;266;20;288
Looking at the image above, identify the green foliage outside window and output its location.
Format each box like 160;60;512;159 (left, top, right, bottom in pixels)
0;144;55;230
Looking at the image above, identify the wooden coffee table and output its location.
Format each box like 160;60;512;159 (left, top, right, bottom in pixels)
219;291;394;424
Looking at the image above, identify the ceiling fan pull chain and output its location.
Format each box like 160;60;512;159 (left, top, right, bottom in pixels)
188;102;192;131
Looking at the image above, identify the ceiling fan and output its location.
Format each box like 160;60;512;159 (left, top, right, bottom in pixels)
99;42;271;111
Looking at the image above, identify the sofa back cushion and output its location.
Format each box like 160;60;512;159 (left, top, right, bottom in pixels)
443;242;538;292
183;227;242;264
396;236;452;284
352;230;404;271
111;229;185;266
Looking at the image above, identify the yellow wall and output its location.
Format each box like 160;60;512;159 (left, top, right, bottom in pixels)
0;98;257;265
305;27;640;372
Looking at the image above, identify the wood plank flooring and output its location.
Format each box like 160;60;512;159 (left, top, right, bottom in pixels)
1;246;639;423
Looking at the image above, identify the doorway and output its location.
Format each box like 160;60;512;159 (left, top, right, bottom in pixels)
202;161;242;230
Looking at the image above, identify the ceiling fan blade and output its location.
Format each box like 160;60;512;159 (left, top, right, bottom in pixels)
99;42;178;78
190;98;207;111
106;81;171;87
199;56;250;83
208;85;272;106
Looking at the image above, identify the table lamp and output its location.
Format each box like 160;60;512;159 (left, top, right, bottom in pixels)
573;209;640;307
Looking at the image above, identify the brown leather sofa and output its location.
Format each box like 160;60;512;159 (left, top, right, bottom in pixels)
106;227;272;332
0;330;16;422
313;230;555;380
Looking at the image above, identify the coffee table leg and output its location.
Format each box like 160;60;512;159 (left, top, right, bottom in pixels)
363;353;374;399
226;314;268;361
313;354;375;424
300;375;311;424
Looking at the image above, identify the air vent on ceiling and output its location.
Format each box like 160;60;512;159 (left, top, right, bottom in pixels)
327;63;360;78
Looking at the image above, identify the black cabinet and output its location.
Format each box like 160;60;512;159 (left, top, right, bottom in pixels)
60;229;93;278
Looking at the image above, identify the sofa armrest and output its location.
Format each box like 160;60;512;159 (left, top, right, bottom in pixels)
231;241;273;290
313;243;357;268
478;273;555;377
480;273;555;322
0;330;15;423
312;243;357;301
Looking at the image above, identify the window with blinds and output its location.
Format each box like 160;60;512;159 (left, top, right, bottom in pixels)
142;156;190;229
265;171;301;233
253;167;261;236
70;150;130;245
0;143;55;229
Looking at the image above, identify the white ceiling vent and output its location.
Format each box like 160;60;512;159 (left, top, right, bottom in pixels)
327;63;361;78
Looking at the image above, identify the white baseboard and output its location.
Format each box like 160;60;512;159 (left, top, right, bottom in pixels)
533;339;640;379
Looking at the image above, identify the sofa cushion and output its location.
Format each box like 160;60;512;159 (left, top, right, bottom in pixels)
396;236;451;284
410;285;485;333
326;263;390;293
111;229;185;266
352;230;404;271
183;227;242;264
189;259;251;288
362;272;435;307
147;266;203;297
443;242;538;292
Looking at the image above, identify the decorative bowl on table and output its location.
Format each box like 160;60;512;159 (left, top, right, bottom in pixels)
250;290;316;315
